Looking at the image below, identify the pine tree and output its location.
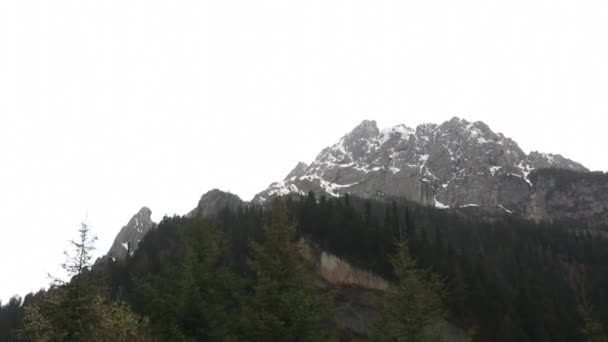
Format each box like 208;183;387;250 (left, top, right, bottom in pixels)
63;222;97;278
364;200;373;227
20;221;149;341
0;296;24;341
373;240;446;342
132;217;239;341
240;199;336;341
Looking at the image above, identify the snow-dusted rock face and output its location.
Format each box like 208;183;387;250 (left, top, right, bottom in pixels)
107;207;156;261
254;117;588;216
105;118;605;259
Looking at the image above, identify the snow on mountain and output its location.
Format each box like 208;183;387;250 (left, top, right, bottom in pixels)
254;117;588;215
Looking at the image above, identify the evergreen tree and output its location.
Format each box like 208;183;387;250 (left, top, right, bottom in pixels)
20;222;148;341
240;199;336;341
20;289;146;342
0;296;24;341
364;200;373;228
63;222;97;279
132;216;239;341
373;240;446;342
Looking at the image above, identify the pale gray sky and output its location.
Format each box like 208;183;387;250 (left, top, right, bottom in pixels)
1;0;608;301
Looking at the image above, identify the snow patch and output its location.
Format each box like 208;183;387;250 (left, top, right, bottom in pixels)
424;169;440;181
419;154;430;170
498;204;513;214
267;181;306;197
489;166;502;176
517;161;535;187
318;179;359;197
541;152;556;164
476;136;489;144
434;197;450;209
379;124;415;145
442;174;457;189
298;175;359;197
464;123;490;144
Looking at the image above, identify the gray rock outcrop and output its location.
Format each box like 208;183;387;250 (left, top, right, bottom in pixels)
254;117;605;227
107;207;156;261
105;117;607;262
526;169;608;227
299;240;388;291
188;189;245;218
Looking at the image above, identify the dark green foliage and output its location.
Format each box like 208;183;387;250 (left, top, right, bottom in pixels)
373;241;445;341
282;194;608;341
4;194;608;341
17;222;148;342
130;216;241;341
19;284;146;342
0;296;24;341
239;200;336;341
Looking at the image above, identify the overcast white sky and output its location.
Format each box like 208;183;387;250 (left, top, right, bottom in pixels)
1;0;608;301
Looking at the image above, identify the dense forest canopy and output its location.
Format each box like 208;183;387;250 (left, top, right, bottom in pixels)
2;193;608;341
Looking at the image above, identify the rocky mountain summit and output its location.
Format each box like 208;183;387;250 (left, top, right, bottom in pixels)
106;117;607;261
107;207;156;260
254;117;597;221
106;190;247;260
188;189;244;218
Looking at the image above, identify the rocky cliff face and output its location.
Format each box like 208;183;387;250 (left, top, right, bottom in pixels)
299;240;388;291
188;189;245;218
299;240;466;340
105;191;245;260
526;169;608;227
254;117;589;219
107;207;156;260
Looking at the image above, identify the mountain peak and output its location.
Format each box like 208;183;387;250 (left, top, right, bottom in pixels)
347;120;379;140
255;117;588;215
135;206;152;217
107;207;156;261
189;189;244;218
441;117;486;132
447;116;468;124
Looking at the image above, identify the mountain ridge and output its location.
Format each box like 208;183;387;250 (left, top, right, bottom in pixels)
106;117;607;260
254;117;587;213
107;190;248;260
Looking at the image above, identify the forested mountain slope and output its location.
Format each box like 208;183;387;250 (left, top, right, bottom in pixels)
3;194;608;341
3;117;608;341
